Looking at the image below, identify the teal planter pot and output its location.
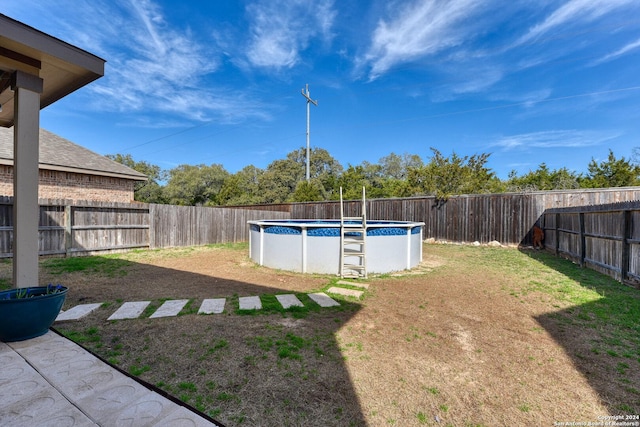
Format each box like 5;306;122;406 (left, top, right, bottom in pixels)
0;285;68;342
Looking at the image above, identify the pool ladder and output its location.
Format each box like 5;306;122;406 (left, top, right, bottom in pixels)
339;186;367;279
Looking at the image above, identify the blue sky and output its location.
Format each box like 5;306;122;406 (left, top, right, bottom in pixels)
4;0;640;179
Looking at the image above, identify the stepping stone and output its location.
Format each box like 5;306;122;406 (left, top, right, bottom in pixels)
198;298;226;314
149;299;189;319
239;296;261;310
337;280;369;289
308;292;340;307
275;294;303;309
55;303;102;322
326;287;364;299
107;301;150;320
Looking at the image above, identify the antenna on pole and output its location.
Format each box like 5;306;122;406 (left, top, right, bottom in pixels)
301;84;318;183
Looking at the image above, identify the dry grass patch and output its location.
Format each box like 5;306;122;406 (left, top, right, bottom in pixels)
2;243;637;426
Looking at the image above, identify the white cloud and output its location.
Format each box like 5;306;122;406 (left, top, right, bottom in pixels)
9;0;275;124
489;89;553;108
593;37;640;65
87;1;224;116
516;0;636;45
452;68;504;95
360;0;488;80
427;65;504;102
492;130;619;150
245;0;336;69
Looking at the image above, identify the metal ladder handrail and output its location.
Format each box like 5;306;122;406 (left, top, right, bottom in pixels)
339;187;367;279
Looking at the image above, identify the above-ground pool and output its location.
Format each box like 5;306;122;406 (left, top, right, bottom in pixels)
248;219;425;275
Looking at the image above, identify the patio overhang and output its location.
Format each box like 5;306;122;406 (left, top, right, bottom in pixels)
0;14;105;287
0;14;105;127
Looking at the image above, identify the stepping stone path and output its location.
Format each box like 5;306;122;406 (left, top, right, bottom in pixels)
308;292;341;307
54;281;370;322
239;296;262;310
326;286;364;298
56;303;102;322
337;280;369;289
198;298;226;315
275;294;303;309
107;301;150;321
149;299;189;319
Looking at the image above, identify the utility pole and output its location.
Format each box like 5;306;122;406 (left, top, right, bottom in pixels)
301;84;318;182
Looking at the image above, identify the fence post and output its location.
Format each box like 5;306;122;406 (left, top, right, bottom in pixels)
621;210;631;283
554;212;560;256
64;205;72;257
540;213;546;249
579;212;586;267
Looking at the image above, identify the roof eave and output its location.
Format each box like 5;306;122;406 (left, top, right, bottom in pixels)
0;158;148;181
0;14;106;128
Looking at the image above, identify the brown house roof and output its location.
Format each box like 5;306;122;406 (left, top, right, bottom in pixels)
0;127;147;181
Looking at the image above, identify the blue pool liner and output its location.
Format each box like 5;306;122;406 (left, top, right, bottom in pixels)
255;221;421;237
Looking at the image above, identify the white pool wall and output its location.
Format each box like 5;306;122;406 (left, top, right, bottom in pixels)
248;219;424;275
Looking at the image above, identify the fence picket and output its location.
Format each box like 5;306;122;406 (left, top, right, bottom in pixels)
543;201;640;287
0;187;637;286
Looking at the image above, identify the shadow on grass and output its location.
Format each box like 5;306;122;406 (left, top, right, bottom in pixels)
520;249;640;415
4;251;367;427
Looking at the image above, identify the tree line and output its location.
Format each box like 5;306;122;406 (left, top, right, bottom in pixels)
108;147;640;206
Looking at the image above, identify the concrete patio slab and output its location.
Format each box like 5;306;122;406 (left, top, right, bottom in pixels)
1;337;100;427
337;280;370;289
107;301;151;320
199;298;226;314
42;362;121;403
326;287;364;298
239;296;262;310
112;392;217;426
8;332;88;368
0;346;51;409
308;292;341;307
56;303;102;322
155;405;222;426
275;294;304;309
3;332;220;426
77;385;178;426
0;386;98;427
149;299;189;319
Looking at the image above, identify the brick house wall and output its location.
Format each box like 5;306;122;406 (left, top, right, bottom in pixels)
0;165;135;203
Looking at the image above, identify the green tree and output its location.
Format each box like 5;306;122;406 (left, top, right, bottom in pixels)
106;154;167;203
292;180;325;202
218;165;264;205
164;164;229;206
257;147;342;203
257;158;303;204
407;148;497;200
581;150;640;188
505;163;581;192
335;161;393;199
632;147;640;165
287;146;343;199
335;164;371;200
378;152;423;180
376;152;422;197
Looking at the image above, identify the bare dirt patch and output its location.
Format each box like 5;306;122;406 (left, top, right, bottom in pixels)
3;243;638;426
40;246;328;303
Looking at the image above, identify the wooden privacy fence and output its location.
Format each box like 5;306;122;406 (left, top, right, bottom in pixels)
0;198;149;257
0;198;290;257
149;204;289;248
0;187;638;258
541;201;640;287
285;187;640;246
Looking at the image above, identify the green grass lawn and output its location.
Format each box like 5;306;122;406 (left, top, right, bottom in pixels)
38;243;640;425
